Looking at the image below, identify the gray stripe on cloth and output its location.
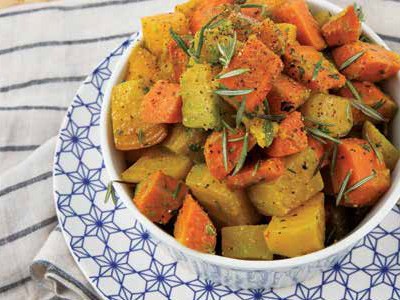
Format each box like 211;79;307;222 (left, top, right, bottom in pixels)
0;277;32;294
0;145;40;152
0;76;86;93
0;0;149;19
0;216;57;246
0;106;68;111
0;171;52;197
32;260;100;300
379;33;400;44
0;32;132;56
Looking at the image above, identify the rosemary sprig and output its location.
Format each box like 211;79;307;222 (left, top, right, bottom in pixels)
312;59;323;81
365;133;384;163
336;170;352;206
228;136;245;142
218;32;237;67
245;112;286;122
313;149;331;176
339;51;365;71
344;170;376;196
216;68;250;79
372;99;385;110
222;119;237;133
239;3;268;17
222;127;229;171
331;144;338;177
306;127;342;144
345;80;362;101
169;28;194;59
232;130;249;175
105;180;135;205
214;88;254;96
354;3;365;22
196;14;222;58
172;182;182;199
236;97;247;128
252;160;261;177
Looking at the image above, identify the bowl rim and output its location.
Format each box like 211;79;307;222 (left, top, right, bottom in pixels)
100;0;400;271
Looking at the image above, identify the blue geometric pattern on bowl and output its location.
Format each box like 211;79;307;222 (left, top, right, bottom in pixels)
54;34;400;300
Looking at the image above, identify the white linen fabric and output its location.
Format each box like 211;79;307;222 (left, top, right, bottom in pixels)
0;0;399;299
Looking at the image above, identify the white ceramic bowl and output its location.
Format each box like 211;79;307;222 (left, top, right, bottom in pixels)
100;0;400;289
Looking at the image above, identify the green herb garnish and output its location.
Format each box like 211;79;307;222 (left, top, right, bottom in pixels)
222;127;229;171
222;119;237;133
345;80;362;101
252;160;261;177
172;182;182;200
312;59;323;81
354;3;365;22
330;144;338;177
169;28;194;59
216;68;250;79
196;14;222;58
287;168;297;174
236;97;247;128
218;32;237;67
239;3;268;17
306;127;342;144
336;170;352;206
205;223;217;236
350;99;386;122
245;112;286;122
228;136;245;142
214;88;254;97
372;99;385;110
344;170;376;196
232;131;249;175
313;149;331;177
339;51;365;71
365;133;384;163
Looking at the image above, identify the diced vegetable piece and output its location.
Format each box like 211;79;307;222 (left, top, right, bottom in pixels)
246;0;285;11
190;0;233;33
140;80;182;124
244;117;279;148
321;5;361;47
175;0;201;18
111;81;168;151
161;39;190;83
174;194;217;254
121;148;193;182
284;44;346;92
142;11;189;56
133;171;188;224
186;164;262;226
338;81;398;125
225;11;255;42
181;64;221;129
264;193;325;257
332;41;400;82
222;225;273;260
226;158;285;189
124;147;161;164
276;23;297;48
162;124;207;162
308;136;328;167
126;44;159;88
266;111;308;157
219;37;283;112
332;138;390;207
362;121;399;170
273;0;326;50
204;128;256;180
301;93;353;138
248;147;324;216
313;10;332;27
194;19;235;64
268;74;311;115
253;18;286;55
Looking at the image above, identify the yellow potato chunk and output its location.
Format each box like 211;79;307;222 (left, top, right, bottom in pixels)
111;81;167;151
264;193;325;258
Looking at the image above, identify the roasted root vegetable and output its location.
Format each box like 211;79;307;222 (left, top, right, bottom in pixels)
186;164;261;226
362;121;399;170
140;80;182;124
252;18;286;55
244;117;278;148
273;0;326;50
162;39;190;83
226;158;285;189
126;45;159;88
111;81;168;151
276;23;297;48
332;41;400;82
175;0;201;18
284;44;346;92
133;171;188;224
332;138;390;207
321;5;361;47
266;111;308;157
190;0;233;33
219;37;283;112
338;81;398;125
308;136;328;167
313;10;332;27
181;64;221;129
248;147;324;216
142;11;189;56
204;128;255;180
301;93;353;138
222;225;272;260
268;74;311;115
122;148;193;182
174;194;217;254
264;193;325;257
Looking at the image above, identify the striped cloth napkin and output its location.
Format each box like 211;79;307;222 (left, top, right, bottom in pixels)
0;0;399;299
